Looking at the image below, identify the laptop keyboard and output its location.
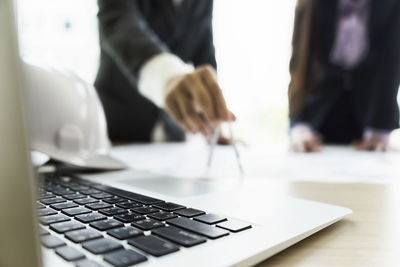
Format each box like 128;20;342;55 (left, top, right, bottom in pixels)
37;175;252;266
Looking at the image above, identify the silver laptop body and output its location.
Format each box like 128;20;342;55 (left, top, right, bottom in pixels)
0;0;42;266
0;1;351;266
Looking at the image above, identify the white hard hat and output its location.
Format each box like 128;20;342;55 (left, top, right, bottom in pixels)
22;62;127;170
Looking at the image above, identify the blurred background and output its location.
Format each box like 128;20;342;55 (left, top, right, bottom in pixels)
16;0;399;145
16;0;295;145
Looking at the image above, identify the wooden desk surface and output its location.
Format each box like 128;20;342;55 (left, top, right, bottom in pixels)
258;182;400;267
111;144;400;266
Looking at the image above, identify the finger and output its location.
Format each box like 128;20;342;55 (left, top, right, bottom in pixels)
198;66;230;121
304;140;318;153
231;112;237;121
166;94;193;133
374;141;387;152
291;140;305;153
176;92;209;135
217;136;231;145
165;93;184;123
298;142;306;153
313;138;322;152
354;141;368;151
366;141;376;151
183;73;216;123
227;110;236;121
307;139;321;152
175;96;198;133
355;141;376;151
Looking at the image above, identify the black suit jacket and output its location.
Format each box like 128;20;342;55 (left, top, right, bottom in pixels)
95;0;216;142
289;0;400;142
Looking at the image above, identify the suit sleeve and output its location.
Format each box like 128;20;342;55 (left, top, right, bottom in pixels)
288;0;315;123
367;2;400;130
97;0;169;80
188;0;217;69
289;1;305;80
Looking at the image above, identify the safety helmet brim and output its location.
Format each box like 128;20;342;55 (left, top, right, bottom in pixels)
39;147;128;170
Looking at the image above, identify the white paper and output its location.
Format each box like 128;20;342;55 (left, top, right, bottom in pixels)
111;142;400;184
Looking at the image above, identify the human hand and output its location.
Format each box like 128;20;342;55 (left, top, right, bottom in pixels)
165;65;235;135
290;123;322;153
205;134;232;145
354;128;390;152
354;140;388;151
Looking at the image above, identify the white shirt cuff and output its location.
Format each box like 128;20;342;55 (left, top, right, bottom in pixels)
138;53;194;107
150;119;168;142
290;123;316;140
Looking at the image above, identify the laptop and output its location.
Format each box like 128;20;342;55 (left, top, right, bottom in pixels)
0;0;352;266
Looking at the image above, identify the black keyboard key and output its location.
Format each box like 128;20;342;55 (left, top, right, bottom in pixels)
55;246;85;261
39;226;50;235
166;217;229;239
62;207;91;216
103;196;127;204
37;207;57;216
104;249;147;267
174;208;205;218
193;213;227;224
49;221;85;233
74;197;99;205
91;192;113;199
63;193;86;200
153;202;185;211
131;218;164;231
83;238;123;254
65;228;102;243
128;235;179;257
152;226;207;247
50;201;78;210
99;207;128;216
41;197;66;205
75;259;103;267
39;214;70;225
114;212;145;223
45;184;63;190
36;203;46;209
217;219;252;232
38;192;55;199
80;189;101;195
54;180;70;186
86;202;112;210
91;184;164;205
90;219;123;231
68;185;89;191
107;226;143;240
75;212;107;223
116;201;141;209
131;206;160;215
148;211;178;221
52;189;76;196
41;235;66;248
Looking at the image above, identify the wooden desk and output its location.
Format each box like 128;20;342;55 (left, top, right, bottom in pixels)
258;182;400;267
111;143;400;265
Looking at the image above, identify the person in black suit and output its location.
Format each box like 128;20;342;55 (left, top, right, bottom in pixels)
95;0;234;143
288;0;400;152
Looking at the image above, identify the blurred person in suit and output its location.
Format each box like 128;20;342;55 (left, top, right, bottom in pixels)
288;0;400;152
95;0;234;143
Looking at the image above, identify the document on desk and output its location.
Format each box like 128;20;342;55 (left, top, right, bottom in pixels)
111;143;400;184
